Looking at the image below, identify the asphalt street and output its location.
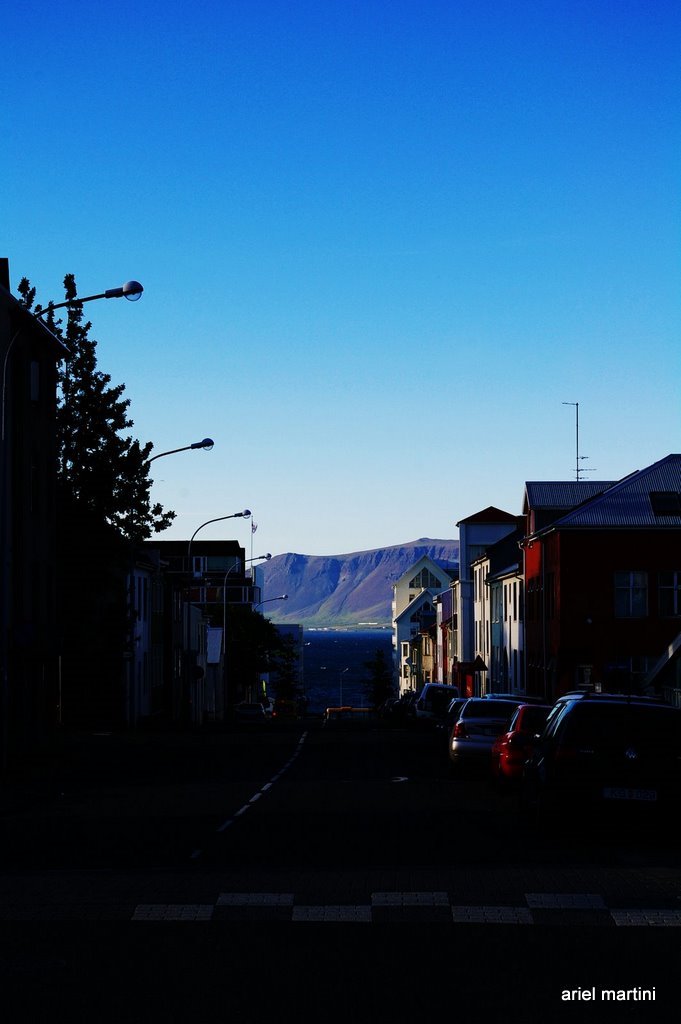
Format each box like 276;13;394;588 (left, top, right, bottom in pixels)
0;718;679;1023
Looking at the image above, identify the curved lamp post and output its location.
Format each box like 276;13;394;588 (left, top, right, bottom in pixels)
33;280;144;319
255;595;288;609
148;438;214;464
187;509;251;573
184;508;251;725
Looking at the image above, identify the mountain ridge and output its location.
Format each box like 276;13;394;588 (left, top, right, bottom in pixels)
257;538;459;627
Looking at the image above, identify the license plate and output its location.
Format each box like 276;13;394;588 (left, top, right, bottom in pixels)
602;787;657;802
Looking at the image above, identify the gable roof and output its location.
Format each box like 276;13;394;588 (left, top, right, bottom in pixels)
456;505;517;527
471;527;524;573
395;553;455;587
549;454;681;529
1;281;69;356
394;588;439;624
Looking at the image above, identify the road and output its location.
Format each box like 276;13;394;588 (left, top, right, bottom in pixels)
0;719;678;1022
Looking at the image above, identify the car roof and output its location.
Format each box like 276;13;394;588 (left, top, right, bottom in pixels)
554;691;670;706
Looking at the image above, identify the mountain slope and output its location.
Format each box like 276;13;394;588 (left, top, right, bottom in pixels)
257;538;459;626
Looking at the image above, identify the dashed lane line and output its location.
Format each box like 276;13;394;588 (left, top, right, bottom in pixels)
190;731;309;859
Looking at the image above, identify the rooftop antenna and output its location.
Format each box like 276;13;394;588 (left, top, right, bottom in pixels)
562;401;596;480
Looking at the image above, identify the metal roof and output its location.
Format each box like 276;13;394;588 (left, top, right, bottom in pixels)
523;481;614;511
551;455;681;529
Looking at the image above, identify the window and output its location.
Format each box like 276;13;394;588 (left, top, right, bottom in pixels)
659;571;681;617
30;360;40;402
614;571;648;618
409;568;443;590
649;491;681;516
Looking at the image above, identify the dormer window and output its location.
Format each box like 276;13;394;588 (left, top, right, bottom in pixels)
650;491;681;515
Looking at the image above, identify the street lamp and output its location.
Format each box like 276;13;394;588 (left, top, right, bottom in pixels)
183;508;251;725
126;434;216;723
148;438;214;464
339;667;349;707
255;595;288;609
187;509;251;574
33;280;144;318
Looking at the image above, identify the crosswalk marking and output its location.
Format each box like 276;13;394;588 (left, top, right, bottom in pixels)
525;892;607;909
124;891;681;926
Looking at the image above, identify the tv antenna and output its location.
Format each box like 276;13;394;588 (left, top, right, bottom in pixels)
562;401;596;480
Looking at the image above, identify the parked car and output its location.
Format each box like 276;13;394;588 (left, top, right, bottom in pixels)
490;703;552;784
520;693;681;829
272;698;298;719
380;691;419;724
233;702;269;724
415;683;460;725
448;697;523;770
434;697;469;743
482;692;546;704
378;696;413;722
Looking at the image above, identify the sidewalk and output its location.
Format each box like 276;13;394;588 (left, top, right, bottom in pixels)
0;720;238;816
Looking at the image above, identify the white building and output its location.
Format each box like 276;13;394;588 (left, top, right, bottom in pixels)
392;555;455;695
452;507;519;696
471;528;524;696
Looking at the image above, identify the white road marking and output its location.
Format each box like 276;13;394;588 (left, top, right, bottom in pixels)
210;731;308;840
611;909;681;927
372;892;449;906
292;905;372;922
525;893;607;910
217;893;294;906
132;904;214;921
452;906;534;924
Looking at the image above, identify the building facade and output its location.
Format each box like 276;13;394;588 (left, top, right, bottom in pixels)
521;455;681;701
392;555;456;695
1;259;66;768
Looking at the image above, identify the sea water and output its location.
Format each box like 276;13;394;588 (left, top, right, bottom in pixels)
301;628;393;714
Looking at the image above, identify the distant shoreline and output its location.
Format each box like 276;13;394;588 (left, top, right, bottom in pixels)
305;624;391;632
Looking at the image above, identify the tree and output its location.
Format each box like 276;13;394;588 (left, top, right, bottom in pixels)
268;632;301;702
17;274;175;725
18;274;175;543
224;606;284;704
363;647;394;709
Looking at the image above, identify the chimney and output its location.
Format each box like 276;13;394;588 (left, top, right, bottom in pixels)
0;258;10;292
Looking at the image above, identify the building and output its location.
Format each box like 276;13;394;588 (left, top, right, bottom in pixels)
0;258;67;768
434;585;456;684
451;506;518;696
470;524;525;695
391;555;456;695
521;454;681;700
143;539;253;724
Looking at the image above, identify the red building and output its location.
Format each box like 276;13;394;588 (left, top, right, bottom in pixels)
522;454;681;701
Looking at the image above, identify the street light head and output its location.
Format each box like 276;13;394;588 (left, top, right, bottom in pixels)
122;280;143;301
239;509;252;518
191;437;214;451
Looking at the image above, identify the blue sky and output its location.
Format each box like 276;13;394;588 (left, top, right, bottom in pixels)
4;0;679;556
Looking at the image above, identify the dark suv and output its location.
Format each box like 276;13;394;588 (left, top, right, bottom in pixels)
520;693;681;828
